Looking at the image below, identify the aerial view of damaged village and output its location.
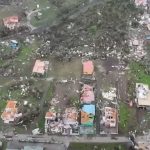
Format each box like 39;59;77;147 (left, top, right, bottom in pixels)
0;0;150;150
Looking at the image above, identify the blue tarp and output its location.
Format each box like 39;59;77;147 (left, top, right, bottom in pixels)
10;40;18;49
82;104;95;115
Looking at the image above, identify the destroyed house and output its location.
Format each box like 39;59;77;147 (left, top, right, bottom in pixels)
103;107;117;128
135;83;150;108
135;0;147;6
80;84;95;104
62;107;79;135
63;107;78;125
100;107;118;134
45;109;63;134
32;60;49;76
1;101;22;124
45;111;56;121
80;104;95;126
3;16;19;30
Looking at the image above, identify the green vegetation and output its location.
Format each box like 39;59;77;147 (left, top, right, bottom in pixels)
0;100;7;114
22;0;50;10
45;82;54;102
68;143;127;150
0;87;8;113
38;113;45;131
119;102;137;134
2;140;7;150
70;96;80;108
17;41;38;61
129;62;150;86
30;6;58;27
88;25;97;35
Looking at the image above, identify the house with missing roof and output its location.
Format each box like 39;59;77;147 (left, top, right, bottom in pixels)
32;60;49;77
80;84;95;104
45;110;57;133
45;107;79;135
135;83;150;108
100;107;118;134
80;104;95;134
62;107;79;135
82;60;95;81
1;100;22;124
135;0;147;6
3;16;20;30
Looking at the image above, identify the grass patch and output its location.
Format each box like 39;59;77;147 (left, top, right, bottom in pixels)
30;6;58;27
68;143;127;150
17;40;39;62
44;82;54;102
38;113;45;131
2;140;7;150
0;87;8;112
0;99;7;114
70;96;80;108
129;61;150;86
119;102;137;134
88;25;97;35
17;44;32;61
22;0;50;10
62;0;85;8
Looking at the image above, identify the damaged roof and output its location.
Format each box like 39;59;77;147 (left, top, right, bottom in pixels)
136;83;150;107
1;100;19;123
104;107;117;128
81;104;95;126
82;60;94;75
80;84;95;103
32;60;49;75
63;107;78;125
45;111;56;120
135;0;147;6
3;16;19;24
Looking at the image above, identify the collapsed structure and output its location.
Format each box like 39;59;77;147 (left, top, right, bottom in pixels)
134;0;147;6
135;83;150;108
1;100;22;124
62;107;79;135
100;107;118;134
45;107;79;135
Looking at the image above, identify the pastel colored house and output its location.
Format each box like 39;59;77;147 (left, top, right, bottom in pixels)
3;16;19;30
80;84;95;103
81;104;95;126
1;100;22;124
82;60;95;81
32;60;49;76
82;60;94;75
